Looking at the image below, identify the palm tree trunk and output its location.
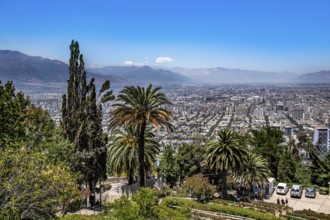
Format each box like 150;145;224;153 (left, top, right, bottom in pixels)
221;170;228;198
138;121;146;187
128;167;134;185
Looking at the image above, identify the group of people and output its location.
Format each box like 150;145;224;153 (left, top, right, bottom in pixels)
277;198;288;206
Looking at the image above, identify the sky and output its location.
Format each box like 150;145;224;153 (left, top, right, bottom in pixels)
0;0;329;73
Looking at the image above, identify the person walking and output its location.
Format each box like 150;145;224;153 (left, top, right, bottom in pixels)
277;198;280;205
285;198;288;206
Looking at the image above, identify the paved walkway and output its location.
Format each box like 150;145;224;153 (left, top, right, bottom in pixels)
264;190;330;214
103;182;126;203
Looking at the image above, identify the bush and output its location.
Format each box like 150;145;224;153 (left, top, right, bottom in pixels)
66;198;83;213
104;188;191;220
319;187;329;195
289;209;330;220
162;197;279;220
182;173;216;202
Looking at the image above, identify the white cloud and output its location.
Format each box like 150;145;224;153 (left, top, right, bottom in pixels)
155;57;174;63
124;60;146;66
124;60;134;65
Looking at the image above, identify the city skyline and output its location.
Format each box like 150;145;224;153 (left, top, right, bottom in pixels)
1;0;330;73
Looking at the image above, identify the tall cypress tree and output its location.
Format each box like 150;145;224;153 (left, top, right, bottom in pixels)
62;40;114;196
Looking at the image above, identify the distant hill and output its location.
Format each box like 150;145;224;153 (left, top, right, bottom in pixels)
0;50;126;84
160;67;297;84
2;49;328;87
0;50;190;86
295;70;330;83
88;65;190;84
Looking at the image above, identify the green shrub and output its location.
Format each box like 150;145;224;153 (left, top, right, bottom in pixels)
66;198;83;213
162;197;280;220
292;209;330;220
319;187;329;195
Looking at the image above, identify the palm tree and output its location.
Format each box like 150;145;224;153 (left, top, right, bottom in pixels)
108;125;160;185
205;130;248;198
109;84;173;186
237;153;270;192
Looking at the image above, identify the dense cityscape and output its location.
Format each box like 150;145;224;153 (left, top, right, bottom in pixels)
31;83;330;154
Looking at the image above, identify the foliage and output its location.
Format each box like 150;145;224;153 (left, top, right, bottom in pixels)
294;161;312;185
251;126;285;178
205;130;248;197
182;174;216;202
290;209;330;220
109;84;173;186
104;188;190;220
0;147;80;219
176;143;203;180
61;40;114;192
108;125;160;184
0;81;30;148
307;144;330;186
107;196;142;220
162;197;279;220
237;152;270;190
132;188;158;218
23;105;55;148
160;145;179;188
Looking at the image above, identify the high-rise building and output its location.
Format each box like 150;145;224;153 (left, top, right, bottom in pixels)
313;126;330;155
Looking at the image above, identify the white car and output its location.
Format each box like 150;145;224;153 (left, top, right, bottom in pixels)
276;183;289;195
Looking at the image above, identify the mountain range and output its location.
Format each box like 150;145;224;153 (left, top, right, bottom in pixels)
0;49;330;86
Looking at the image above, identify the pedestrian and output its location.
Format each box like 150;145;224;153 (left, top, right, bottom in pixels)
281;199;285;205
277;198;280;205
285;198;288;206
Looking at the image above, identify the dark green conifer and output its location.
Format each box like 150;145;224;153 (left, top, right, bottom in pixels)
61;40;114;196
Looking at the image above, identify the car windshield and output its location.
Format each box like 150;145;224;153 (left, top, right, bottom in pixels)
291;188;299;192
306;188;314;192
278;186;284;189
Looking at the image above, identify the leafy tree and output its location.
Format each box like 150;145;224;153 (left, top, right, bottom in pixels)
237;153;270;191
294;161;312;185
307;144;330;186
23;106;55;148
109;84;173;186
61;40;114;194
40;127;75;166
250;126;285;178
205;130;248;198
0;81;30;148
160;145;179;188
182;173;216;202
108;125;160;184
176;143;203;180
0;147;80;219
277;148;297;182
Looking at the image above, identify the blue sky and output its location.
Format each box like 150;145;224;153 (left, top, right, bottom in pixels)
0;0;329;73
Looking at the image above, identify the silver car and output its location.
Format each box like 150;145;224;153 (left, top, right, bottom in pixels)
290;184;302;198
305;186;316;198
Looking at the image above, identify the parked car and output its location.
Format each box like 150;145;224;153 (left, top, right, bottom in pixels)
290;184;303;198
276;183;289;195
305;186;316;198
